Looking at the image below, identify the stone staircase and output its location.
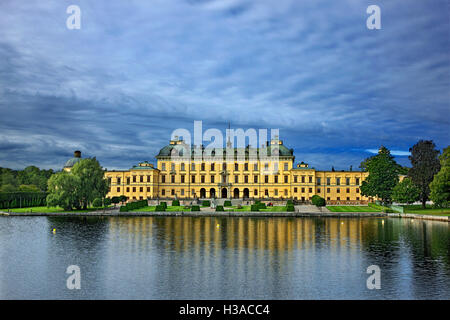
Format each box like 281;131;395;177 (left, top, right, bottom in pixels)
294;205;330;214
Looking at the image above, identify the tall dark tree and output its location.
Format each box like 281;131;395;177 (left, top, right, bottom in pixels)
360;146;401;204
408;140;441;208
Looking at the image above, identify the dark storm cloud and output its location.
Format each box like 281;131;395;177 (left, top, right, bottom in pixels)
0;0;448;170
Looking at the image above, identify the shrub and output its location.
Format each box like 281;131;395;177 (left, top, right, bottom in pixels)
286;204;295;212
160;202;167;208
92;198;102;208
119;206;128;212
215;205;224;212
191;205;200;211
103;198;111;206
155;204;166;211
202;200;210;207
172;199;180;206
258;202;266;209
251;204;259;211
223;200;232;206
311;195;326;207
286;200;293;205
383;208;394;213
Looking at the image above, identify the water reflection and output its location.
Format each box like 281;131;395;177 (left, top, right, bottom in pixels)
0;216;448;299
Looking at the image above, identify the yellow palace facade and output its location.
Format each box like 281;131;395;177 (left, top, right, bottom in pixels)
100;137;371;204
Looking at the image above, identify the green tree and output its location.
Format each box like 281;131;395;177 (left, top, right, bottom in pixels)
392;178;420;204
111;196;120;207
408;140;441;208
92;198;102;208
104;197;112;207
429;146;450;208
70;158;109;209
119;195;128;204
360;146;401;204
46;172;81;210
0;184;17;192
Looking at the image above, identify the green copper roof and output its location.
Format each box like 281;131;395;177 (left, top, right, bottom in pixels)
64;157;82;168
156;144;294;157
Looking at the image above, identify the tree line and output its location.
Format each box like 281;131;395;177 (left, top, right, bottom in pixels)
0;166;54;193
360;140;449;208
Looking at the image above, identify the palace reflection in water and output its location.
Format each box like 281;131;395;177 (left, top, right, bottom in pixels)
0;216;448;299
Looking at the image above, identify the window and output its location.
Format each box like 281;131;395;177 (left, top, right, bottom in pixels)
133;187;136;192
171;189;175;196
162;163;166;171
133;176;136;183
264;163;269;170
337;188;340;193
346;188;350;193
327;188;330;193
126;187;129;192
309;176;312;183
265;189;269;196
327;177;331;185
346;178;350;185
181;189;184;196
301;176;305;183
317;177;321;185
337;197;340;201
140;187;143;192
336;178;341;186
356;178;360;185
140;176;143;183
284;189;288;196
356;197;360;201
309;188;312;193
117;187;120;192
244;176;248;183
254;189;258;196
284;163;288;171
147;175;151;182
274;189;278;196
171;175;175;183
294;187;298;193
171;163;175;171
191;163;195;171
301;187;305;193
201;176;205;183
294;176;298;183
274;176;278;183
317;188;321;193
356;188;360;193
211;176;215;183
147;187;150;192
127;177;130;184
327;197;330;201
265;176;269;183
234;175;238;183
211;163;215;171
161;175;166;183
347;197;350;201
191;176;195;183
254;163;258;170
223;163;226;170
181;175;185;183
117;177;121;184
244;163;248;171
235;163;239;171
284;176;288;183
181;163;185;171
254;175;258;183
201;163;205;171
162;189;165;196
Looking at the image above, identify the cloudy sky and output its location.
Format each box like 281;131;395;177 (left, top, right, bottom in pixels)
0;0;448;171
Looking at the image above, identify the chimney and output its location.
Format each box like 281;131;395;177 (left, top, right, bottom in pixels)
74;150;81;158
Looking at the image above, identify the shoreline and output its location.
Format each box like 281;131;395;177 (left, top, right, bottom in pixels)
0;210;448;221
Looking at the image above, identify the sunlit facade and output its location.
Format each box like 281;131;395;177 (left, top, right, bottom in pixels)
102;137;371;204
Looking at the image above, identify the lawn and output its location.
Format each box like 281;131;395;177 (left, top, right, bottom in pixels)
326;206;381;212
402;205;450;216
129;205;187;212
7;206;100;213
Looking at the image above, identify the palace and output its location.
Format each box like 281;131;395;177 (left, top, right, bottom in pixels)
65;137;372;204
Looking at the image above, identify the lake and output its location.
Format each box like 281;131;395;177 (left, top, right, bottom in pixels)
0;216;448;299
